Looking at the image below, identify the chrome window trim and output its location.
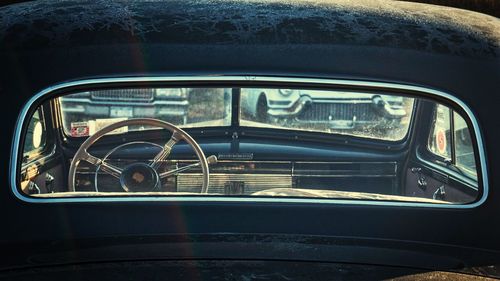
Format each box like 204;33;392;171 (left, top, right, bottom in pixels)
10;75;488;208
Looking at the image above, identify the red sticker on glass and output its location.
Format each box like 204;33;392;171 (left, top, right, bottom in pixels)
436;129;447;154
70;122;90;137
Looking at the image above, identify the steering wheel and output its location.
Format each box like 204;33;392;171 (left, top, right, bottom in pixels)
68;118;214;193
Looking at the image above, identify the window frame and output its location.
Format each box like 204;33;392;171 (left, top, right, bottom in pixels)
10;76;488;208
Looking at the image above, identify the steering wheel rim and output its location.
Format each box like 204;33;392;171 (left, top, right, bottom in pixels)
68;118;210;193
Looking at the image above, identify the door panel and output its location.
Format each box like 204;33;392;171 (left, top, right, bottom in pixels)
405;161;477;203
20;157;65;195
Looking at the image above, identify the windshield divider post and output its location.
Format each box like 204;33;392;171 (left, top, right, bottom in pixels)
231;87;240;128
450;108;456;165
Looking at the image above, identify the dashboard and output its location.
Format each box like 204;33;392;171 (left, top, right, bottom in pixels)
74;139;401;195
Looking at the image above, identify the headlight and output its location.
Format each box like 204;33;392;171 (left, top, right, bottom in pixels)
155;88;188;99
278;89;295;96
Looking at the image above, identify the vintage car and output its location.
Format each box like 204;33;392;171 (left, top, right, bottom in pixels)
60;88;190;130
241;88;408;131
1;0;499;280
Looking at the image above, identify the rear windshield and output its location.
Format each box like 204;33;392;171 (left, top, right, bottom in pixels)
16;82;482;206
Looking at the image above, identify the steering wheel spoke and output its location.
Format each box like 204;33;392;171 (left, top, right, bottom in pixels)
160;162;200;179
150;131;182;169
81;151;102;166
99;162;123;179
81;151;122;179
160;155;218;179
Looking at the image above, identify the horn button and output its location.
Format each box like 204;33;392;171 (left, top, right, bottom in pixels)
120;163;159;192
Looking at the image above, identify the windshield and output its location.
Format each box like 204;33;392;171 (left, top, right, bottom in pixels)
60;87;414;141
60;88;232;136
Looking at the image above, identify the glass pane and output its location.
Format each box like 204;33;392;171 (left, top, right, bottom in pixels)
428;104;451;159
454;111;477;179
22;109;46;156
240;89;414;141
60;88;231;137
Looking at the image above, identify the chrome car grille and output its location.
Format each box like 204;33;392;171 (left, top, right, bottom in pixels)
297;102;376;121
91;89;154;103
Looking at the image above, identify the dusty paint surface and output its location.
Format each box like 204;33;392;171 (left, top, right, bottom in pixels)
0;0;499;57
0;259;497;280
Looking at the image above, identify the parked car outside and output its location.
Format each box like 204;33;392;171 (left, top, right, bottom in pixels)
60;88;190;131
241;89;412;140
